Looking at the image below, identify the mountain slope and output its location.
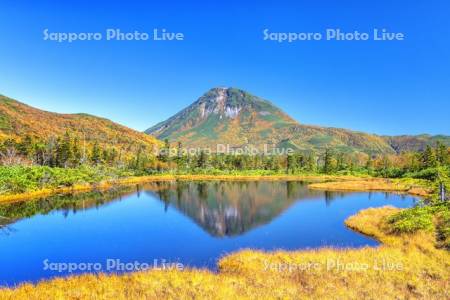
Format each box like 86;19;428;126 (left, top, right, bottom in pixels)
146;87;449;154
0;95;160;151
384;135;450;153
146;87;299;148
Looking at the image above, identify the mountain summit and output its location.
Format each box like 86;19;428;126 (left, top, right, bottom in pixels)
146;87;449;154
146;87;298;147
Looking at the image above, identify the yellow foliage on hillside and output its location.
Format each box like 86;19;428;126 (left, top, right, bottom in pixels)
0;95;161;152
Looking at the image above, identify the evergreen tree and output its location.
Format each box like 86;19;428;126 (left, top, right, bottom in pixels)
323;148;335;174
133;145;144;170
91;141;102;165
336;153;345;171
177;142;183;158
60;132;74;167
435;141;449;166
33;141;46;165
18;135;33;157
46;136;58;167
306;153;316;172
158;139;170;163
286;154;295;174
422;145;437;168
175;142;186;170
296;153;305;170
366;155;374;174
102;149;109;163
72;137;82;166
109;148;118;165
197;150;208;169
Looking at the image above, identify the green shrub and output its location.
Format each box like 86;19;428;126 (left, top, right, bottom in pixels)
376;167;405;178
0;165;133;195
387;201;450;242
403;168;439;180
387;206;434;233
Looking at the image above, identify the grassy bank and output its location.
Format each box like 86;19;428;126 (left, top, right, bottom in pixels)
309;178;450;249
308;178;432;197
0;206;448;299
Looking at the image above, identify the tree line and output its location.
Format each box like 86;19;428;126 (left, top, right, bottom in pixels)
1;133;449;178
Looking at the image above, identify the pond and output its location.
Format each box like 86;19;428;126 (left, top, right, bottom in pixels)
0;180;417;286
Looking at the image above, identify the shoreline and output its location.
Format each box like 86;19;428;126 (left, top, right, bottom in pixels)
308;178;431;197
0;173;370;204
1;205;447;298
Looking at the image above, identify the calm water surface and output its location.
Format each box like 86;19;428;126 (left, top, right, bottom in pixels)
0;181;417;286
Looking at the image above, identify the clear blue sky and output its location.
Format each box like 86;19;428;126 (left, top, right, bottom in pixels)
0;0;449;135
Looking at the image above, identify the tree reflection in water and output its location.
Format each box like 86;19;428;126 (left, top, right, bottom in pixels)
0;181;343;237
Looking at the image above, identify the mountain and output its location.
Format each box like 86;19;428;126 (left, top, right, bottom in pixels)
146;87;449;154
0;95;160;151
146;87;303;149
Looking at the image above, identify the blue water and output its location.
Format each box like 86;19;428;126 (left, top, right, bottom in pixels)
0;181;416;286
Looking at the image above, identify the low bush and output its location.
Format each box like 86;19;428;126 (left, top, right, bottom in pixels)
387;201;450;249
387;205;435;233
0;166;131;195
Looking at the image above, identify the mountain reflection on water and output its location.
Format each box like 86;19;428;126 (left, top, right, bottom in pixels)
0;181;345;237
144;181;327;236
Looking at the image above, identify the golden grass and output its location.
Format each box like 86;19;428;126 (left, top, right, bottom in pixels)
1;206;448;299
308;178;431;197
0;174;364;204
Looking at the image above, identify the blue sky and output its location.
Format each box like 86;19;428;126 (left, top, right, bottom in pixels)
0;0;449;135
